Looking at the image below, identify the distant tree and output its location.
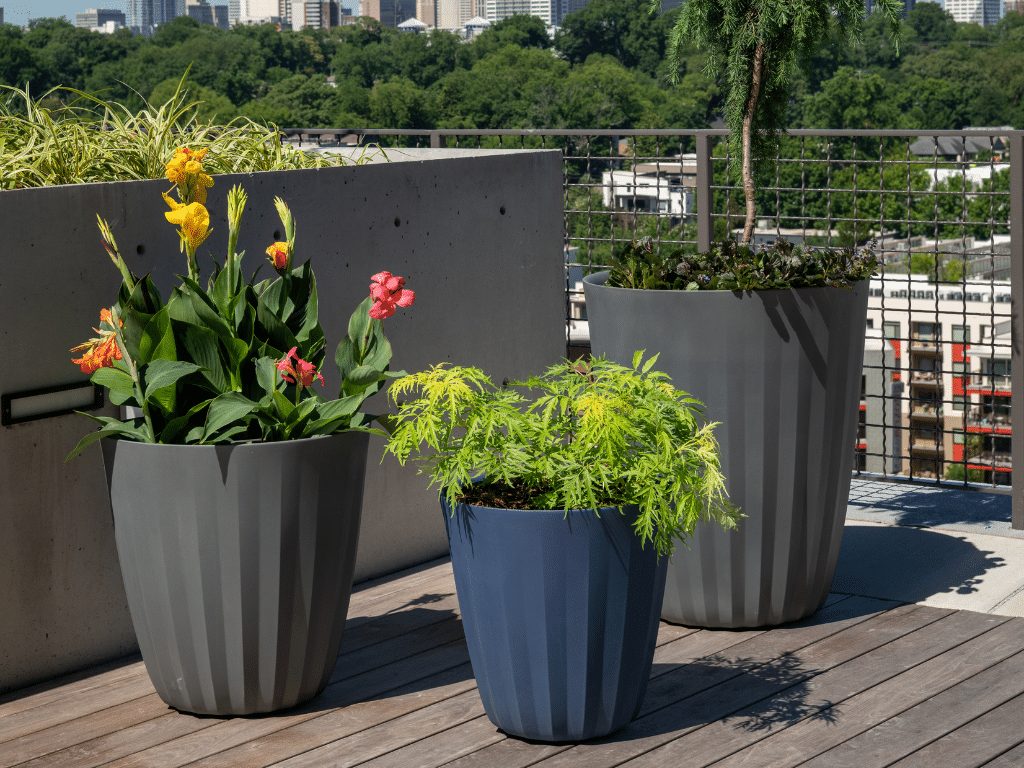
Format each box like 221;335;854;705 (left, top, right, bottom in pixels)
471;14;551;59
906;2;957;47
556;0;669;77
659;0;903;243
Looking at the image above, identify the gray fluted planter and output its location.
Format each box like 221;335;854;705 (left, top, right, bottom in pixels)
583;272;868;628
442;498;668;742
101;431;369;714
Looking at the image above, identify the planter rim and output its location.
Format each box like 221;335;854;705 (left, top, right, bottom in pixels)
100;430;366;451
446;497;639;517
582;270;871;296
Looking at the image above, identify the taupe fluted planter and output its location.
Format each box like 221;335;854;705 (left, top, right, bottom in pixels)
583;273;868;628
102;431;369;714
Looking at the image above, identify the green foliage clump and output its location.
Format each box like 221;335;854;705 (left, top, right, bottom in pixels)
607;235;877;291
384;353;740;557
0;79;363;190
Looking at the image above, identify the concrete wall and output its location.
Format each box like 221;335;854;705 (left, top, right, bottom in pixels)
0;148;565;694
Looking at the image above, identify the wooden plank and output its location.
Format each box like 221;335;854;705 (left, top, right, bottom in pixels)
349;557;452;606
25;658;475;768
332;614;466;684
983;741;1024;767
886;692;1024;768
601;605;986;767
344;568;458;633
95;639;473;768
710;614;1024;768
337;590;460;657
0;655;144;715
267;691;491;768
0;672;157;745
800;646;1024;768
2;616;469;768
335;715;502;768
0;693;170;768
188;664;478;768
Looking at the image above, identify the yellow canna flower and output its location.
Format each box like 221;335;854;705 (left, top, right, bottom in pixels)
163;193;212;254
164;147;214;205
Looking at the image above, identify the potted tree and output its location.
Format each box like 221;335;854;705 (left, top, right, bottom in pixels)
582;0;903;629
383;352;739;742
68;147;416;715
584;238;875;628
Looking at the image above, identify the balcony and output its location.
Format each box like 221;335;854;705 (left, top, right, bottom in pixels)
911;403;944;419
909;336;941;355
910;371;941;388
5;127;1024;765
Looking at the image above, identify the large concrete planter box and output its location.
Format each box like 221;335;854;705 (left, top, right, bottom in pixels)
442;498;668;741
102;432;368;715
583;273;869;628
0;149;564;694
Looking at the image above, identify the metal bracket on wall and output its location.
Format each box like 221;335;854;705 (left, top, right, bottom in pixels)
1;382;104;426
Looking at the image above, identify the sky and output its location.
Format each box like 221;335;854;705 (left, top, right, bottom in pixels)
2;1;227;28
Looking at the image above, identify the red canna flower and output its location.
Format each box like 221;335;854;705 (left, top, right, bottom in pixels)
276;347;324;389
266;242;290;271
369;271;415;320
71;308;124;374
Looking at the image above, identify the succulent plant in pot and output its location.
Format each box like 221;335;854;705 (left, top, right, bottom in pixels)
583;236;877;629
383;352;739;742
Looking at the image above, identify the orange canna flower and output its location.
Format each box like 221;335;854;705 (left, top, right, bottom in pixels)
266;242;290;271
71;309;124;374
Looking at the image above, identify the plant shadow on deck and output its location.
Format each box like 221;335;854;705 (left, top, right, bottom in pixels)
832;522;1007;604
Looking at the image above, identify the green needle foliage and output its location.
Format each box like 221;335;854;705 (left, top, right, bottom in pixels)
607;235;878;291
384;352;740;558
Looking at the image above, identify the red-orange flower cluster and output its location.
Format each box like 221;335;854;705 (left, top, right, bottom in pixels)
276;347;324;389
71;309;123;374
266;242;290;271
369;271;415;319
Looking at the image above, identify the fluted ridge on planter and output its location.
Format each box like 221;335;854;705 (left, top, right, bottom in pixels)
583;274;868;628
103;432;369;715
443;500;667;741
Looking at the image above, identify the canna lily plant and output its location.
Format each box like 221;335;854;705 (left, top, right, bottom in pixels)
68;147;415;459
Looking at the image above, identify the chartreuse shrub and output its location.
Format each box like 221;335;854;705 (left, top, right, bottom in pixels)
383;352;741;558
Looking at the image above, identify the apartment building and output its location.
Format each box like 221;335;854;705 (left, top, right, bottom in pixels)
865;273;1012;485
601;158;697;225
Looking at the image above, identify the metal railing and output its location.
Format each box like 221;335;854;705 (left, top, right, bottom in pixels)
281;127;1024;527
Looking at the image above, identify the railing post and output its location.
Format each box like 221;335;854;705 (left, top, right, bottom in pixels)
1011;132;1023;528
696;132;713;253
430;131;446;149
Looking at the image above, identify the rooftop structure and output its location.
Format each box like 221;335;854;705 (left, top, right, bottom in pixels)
74;8;127;28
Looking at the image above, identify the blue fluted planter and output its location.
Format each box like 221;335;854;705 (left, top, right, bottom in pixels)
102;431;369;715
442;497;668;742
583;272;868;628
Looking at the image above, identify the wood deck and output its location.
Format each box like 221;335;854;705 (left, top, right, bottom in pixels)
4;557;1024;768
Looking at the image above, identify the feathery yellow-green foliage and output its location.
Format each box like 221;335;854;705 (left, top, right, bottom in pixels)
384;352;740;557
0;76;377;190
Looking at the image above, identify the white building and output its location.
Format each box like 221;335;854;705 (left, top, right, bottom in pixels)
75;8;127;28
127;0;185;33
601;157;697;223
944;0;1001;24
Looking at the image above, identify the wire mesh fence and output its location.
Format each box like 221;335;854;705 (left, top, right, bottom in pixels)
282;127;1020;495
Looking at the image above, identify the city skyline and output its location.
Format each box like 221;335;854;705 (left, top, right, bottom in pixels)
1;0;226;27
